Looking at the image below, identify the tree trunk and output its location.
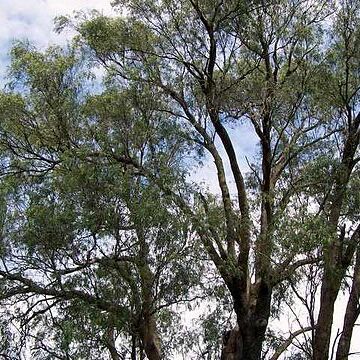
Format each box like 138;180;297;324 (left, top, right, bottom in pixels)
221;323;269;360
313;115;359;359
241;329;267;360
335;248;360;360
313;267;341;360
222;279;272;360
221;326;242;360
135;225;162;360
105;328;121;360
140;316;161;360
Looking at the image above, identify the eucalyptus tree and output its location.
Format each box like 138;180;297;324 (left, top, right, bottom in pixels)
0;0;359;359
57;1;349;359
0;43;203;359
261;2;360;358
306;2;360;359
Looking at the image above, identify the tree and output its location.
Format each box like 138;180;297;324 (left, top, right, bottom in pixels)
0;43;203;359
0;0;359;359
311;1;360;358
68;1;359;358
58;0;355;358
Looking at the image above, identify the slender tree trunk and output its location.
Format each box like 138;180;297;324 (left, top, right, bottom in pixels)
135;225;162;360
335;248;360;360
314;111;359;359
131;334;137;360
314;227;360;360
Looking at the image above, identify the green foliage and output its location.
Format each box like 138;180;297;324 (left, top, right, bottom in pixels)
0;1;359;359
0;34;203;359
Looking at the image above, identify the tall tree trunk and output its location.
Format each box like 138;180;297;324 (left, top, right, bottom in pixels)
134;224;162;360
131;334;137;360
241;281;272;360
241;328;268;360
335;247;360;360
314;226;360;360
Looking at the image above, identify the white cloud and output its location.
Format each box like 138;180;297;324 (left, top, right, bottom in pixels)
0;0;114;83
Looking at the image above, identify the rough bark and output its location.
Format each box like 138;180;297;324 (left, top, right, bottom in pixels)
221;324;268;360
136;225;162;360
224;320;269;360
241;282;272;360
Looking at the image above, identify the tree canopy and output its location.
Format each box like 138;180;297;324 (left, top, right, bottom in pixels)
0;1;359;359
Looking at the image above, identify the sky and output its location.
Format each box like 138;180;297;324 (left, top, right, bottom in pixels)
0;0;113;84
